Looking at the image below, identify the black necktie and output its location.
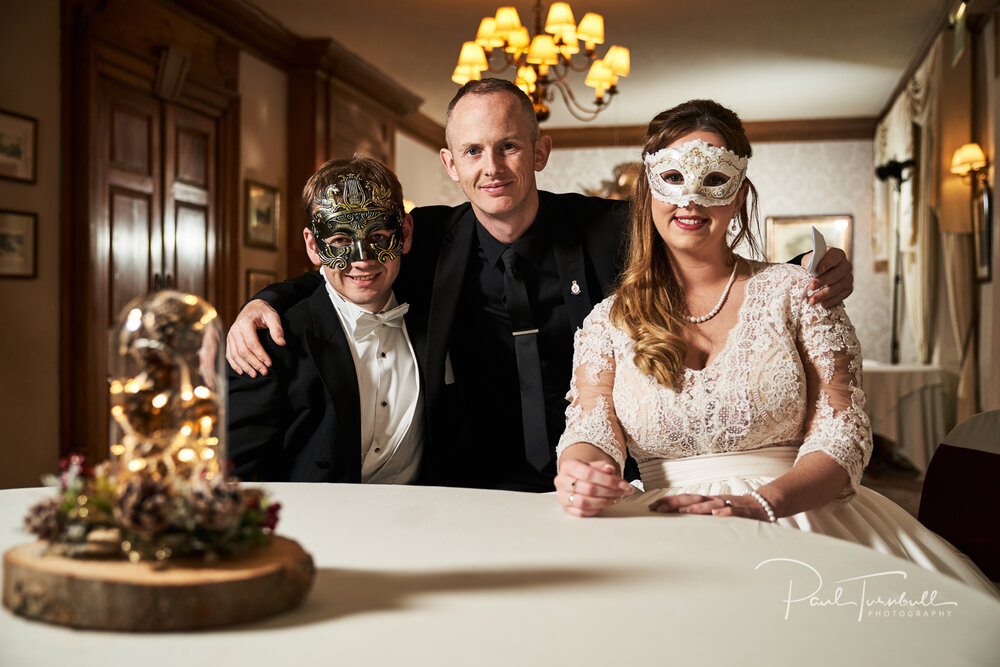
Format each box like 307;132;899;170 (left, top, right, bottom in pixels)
500;247;551;471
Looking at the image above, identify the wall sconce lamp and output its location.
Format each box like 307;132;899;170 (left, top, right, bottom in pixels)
950;142;993;281
950;142;988;184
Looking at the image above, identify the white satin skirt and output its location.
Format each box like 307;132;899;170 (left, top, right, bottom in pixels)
634;446;997;597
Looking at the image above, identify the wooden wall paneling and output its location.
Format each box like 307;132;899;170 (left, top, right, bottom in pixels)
216;100;240;326
60;0;89;458
328;81;395;165
744;117;878;143
544;124;645;149
285;70;403;279
168;1;422;121
286;67;330;279
87;0;238;95
540;117;879;151
397;111;446;151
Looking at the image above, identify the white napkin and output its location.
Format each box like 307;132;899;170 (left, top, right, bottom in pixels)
805;226;827;276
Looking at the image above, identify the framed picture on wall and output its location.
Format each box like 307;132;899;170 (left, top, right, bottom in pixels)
245;180;279;249
0;109;38;184
0;210;38;278
765;215;853;263
245;269;277;300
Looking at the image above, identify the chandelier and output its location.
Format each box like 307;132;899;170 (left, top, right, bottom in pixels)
451;1;630;122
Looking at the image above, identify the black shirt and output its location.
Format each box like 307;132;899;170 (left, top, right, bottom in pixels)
447;203;576;491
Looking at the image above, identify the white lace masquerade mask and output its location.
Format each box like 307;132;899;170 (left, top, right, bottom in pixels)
644;138;749;208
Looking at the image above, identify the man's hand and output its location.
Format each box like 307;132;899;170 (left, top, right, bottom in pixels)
225;299;285;377
800;247;853;308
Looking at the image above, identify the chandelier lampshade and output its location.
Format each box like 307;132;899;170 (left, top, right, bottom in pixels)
493;7;523;39
457;41;489;71
576;12;604;49
544;3;575;33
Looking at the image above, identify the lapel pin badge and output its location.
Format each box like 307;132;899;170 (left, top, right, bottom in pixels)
570;280;581;296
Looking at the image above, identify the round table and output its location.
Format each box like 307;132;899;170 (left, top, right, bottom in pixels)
3;483;999;666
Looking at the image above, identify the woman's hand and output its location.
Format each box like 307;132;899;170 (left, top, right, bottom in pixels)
225;300;285;377
648;493;770;521
555;458;635;518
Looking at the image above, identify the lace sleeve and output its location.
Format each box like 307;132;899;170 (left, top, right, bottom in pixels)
556;300;628;472
794;282;873;499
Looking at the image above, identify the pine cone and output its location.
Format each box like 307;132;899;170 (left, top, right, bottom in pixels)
188;475;244;533
24;497;65;541
114;475;174;536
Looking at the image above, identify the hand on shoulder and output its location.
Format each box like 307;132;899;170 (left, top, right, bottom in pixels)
225;299;285;377
798;247;853;309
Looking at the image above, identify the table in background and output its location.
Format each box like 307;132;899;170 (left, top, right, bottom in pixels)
3;484;999;666
863;361;958;472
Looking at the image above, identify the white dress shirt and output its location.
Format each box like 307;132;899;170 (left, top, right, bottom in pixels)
324;277;424;484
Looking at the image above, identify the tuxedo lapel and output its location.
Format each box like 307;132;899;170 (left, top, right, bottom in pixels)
547;199;596;329
425;206;475;398
305;288;362;482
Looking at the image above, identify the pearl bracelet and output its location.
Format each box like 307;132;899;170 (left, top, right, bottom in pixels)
743;490;777;523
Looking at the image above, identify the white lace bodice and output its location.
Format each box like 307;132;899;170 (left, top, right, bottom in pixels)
556;261;872;496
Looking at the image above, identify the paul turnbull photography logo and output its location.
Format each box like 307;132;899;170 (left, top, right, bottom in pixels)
755;558;959;622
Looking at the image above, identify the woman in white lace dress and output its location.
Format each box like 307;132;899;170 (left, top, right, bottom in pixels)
554;100;995;594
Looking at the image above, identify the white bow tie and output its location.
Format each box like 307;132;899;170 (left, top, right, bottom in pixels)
353;303;409;340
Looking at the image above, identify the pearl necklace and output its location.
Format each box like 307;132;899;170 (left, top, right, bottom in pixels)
686;261;739;324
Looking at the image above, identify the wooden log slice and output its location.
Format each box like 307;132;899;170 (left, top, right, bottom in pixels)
2;536;314;631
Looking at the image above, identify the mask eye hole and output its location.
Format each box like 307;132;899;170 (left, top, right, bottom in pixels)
326;234;354;247
703;172;731;187
659;170;684;185
367;230;393;245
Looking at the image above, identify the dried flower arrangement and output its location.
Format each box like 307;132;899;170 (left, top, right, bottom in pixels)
24;456;280;563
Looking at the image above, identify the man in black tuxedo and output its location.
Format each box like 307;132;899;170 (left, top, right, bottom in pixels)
227;156;425;484
227;80;854;491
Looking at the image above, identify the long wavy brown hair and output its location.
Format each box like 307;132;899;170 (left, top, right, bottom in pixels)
610;99;761;389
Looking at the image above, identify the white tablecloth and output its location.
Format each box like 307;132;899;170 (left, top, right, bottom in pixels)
2;483;999;666
863;361;958;471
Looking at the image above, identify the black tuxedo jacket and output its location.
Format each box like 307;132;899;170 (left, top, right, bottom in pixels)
228;284;368;482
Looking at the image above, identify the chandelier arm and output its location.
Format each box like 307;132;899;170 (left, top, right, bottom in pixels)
547;78;612;122
559;53;596;73
484;50;516;74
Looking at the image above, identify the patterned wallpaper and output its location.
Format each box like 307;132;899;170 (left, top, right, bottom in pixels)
396;136;891;362
750;141;891;362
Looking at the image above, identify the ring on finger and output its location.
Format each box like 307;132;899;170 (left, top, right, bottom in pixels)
569;494;575;506
570;479;577;492
723;500;733;508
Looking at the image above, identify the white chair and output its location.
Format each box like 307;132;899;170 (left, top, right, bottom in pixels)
918;409;1000;581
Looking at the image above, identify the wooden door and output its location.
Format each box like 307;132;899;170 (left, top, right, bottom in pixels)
73;75;222;461
164;105;217;301
99;75;162;322
62;0;238;463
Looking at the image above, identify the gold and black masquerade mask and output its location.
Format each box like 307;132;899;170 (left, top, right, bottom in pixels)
310;173;405;271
